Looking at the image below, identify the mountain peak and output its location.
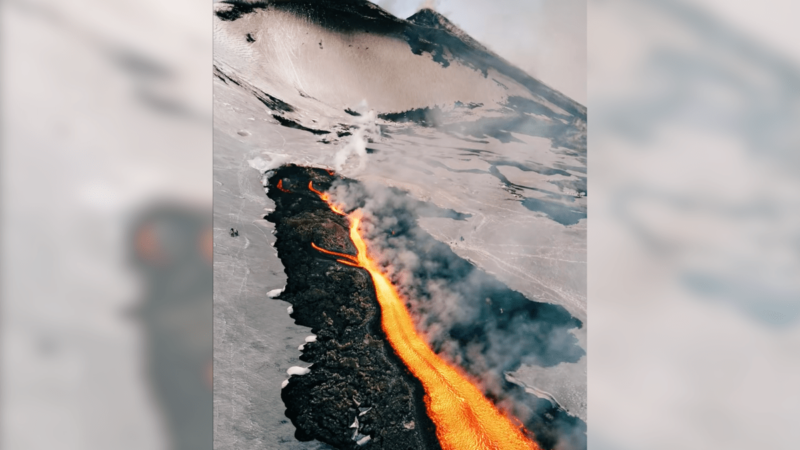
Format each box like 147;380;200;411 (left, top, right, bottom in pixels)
406;8;448;28
406;8;486;52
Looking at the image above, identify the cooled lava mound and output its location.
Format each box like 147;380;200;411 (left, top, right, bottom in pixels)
266;165;441;450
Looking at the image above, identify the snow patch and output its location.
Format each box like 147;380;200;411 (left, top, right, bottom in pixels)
248;154;289;173
247;157;272;172
281;379;289;389
358;407;372;416
304;335;317;343
267;287;284;298
356;436;371;446
298;344;305;351
350;417;359;428
287;306;293;314
287;366;311;376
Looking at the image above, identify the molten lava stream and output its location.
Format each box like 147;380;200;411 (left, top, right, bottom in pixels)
309;181;346;215
311;184;539;449
277;179;291;193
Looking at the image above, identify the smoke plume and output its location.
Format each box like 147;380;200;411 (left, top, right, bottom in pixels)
327;178;586;449
333;102;380;174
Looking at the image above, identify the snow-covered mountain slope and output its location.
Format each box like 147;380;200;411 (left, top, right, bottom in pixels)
214;0;585;141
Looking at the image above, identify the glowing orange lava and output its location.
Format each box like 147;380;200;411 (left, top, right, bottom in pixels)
309;181;346;215
277;179;291;193
310;183;539;450
311;242;360;267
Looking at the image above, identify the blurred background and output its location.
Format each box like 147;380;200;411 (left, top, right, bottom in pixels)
589;0;800;449
1;0;211;449
1;0;798;449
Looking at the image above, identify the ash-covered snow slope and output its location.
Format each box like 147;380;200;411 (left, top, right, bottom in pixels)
213;0;585;141
213;1;587;448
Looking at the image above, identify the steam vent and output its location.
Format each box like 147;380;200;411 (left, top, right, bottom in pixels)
265;166;585;450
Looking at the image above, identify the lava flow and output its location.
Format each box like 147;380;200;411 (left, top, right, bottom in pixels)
309;181;346;215
311;184;539;450
277;179;291;193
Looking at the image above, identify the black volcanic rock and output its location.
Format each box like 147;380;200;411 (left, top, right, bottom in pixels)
406;8;487;52
265;165;441;450
214;64;295;113
216;0;406;33
215;1;270;22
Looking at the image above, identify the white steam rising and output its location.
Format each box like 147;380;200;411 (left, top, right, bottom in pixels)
333;101;379;174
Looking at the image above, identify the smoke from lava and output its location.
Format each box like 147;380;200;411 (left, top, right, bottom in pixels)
324;177;586;449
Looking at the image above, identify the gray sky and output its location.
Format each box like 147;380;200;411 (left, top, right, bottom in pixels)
373;0;587;105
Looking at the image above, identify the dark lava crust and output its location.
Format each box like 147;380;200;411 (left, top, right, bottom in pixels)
265;165;441;450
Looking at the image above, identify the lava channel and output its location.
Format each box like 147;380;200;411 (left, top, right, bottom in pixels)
311;185;540;450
